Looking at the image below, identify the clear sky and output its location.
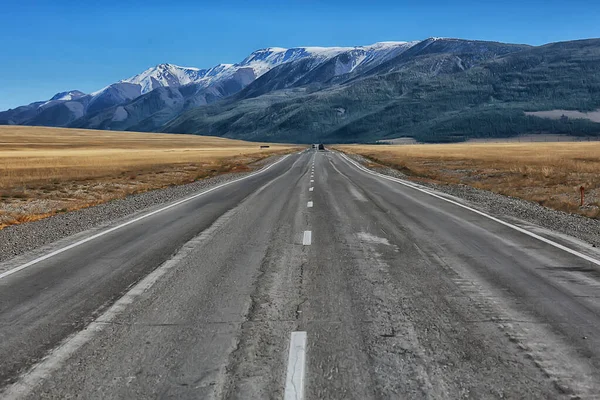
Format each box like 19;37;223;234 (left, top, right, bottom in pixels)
1;0;599;110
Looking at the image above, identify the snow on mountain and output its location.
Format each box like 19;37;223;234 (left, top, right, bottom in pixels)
186;43;418;93
121;63;207;94
238;46;352;76
49;90;86;101
239;41;421;94
38;90;86;110
238;42;421;76
19;42;419;112
179;46;353;93
1;40;422;128
355;41;419;67
86;64;207;110
330;41;419;75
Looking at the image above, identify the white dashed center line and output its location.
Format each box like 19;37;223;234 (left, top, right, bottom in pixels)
284;331;307;400
309;187;314;192
307;201;313;208
310;179;314;183
302;231;312;245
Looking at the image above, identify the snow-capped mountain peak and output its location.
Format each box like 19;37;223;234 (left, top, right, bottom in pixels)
239;46;351;77
50;90;86;101
0;39;428;130
121;63;207;94
87;42;420;101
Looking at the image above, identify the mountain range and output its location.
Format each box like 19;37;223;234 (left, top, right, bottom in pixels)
2;37;600;143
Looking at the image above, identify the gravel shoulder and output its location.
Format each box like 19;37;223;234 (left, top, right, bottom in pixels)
346;153;600;249
0;155;284;264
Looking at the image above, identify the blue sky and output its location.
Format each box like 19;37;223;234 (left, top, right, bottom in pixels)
1;0;599;110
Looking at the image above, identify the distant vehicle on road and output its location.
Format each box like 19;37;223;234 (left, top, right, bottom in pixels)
318;144;325;150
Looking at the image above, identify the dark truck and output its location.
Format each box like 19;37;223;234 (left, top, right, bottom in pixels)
318;144;325;150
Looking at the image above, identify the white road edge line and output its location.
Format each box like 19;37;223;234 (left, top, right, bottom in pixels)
0;207;236;399
0;154;291;281
337;152;600;267
284;331;307;400
307;201;313;208
303;231;312;245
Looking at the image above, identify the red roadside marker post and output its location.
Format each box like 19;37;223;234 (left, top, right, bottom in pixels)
580;186;585;207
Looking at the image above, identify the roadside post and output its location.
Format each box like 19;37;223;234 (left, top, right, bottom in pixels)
580;186;585;207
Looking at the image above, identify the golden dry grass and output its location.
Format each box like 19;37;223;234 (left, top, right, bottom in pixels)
336;142;600;218
0;126;299;228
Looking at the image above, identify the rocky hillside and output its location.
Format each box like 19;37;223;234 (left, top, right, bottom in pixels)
3;38;600;143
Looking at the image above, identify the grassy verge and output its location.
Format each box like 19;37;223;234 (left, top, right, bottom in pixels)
335;142;600;218
0;126;300;229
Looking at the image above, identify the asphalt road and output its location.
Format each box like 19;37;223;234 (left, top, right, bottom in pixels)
1;149;600;399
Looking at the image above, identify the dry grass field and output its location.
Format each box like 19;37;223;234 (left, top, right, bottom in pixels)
0;126;299;228
337;142;600;218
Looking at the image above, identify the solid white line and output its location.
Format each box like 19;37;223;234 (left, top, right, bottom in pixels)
337;152;600;267
284;331;307;400
303;231;312;245
307;201;313;208
1;208;237;399
0;154;291;281
309;187;314;192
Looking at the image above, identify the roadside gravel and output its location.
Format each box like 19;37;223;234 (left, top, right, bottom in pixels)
0;155;283;264
347;153;600;248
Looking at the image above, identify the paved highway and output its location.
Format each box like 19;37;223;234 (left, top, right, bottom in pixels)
1;149;600;399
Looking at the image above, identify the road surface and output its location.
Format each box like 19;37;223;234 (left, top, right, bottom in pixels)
1;149;599;399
